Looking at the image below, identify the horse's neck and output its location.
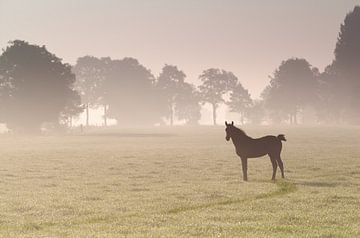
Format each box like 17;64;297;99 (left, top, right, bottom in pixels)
231;133;250;148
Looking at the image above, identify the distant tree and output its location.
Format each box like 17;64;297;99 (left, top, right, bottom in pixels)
198;69;237;125
103;58;162;126
0;40;82;133
263;58;318;124
156;65;186;125
262;85;287;124
331;5;360;123
60;89;83;128
227;82;252;124
73;56;108;126
175;83;201;125
246;100;265;125
316;64;345;123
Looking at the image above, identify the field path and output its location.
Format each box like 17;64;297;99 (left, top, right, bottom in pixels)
166;180;297;214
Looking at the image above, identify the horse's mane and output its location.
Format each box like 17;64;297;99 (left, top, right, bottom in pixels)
232;126;248;137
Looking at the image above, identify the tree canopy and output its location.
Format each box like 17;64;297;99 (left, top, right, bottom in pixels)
0;40;82;133
175;82;201;125
73;56;110;126
331;6;360;123
156;65;186;125
227;82;252;124
198;69;237;125
103;58;162;126
263;58;318;124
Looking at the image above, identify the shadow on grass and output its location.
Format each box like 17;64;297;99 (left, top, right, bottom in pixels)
296;181;337;188
166;180;297;214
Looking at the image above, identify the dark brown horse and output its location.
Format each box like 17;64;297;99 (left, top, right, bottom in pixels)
225;121;286;181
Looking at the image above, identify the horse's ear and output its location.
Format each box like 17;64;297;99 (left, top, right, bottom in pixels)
225;121;228;126
231;121;234;126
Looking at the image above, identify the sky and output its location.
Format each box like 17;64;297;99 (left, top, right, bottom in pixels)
1;0;359;99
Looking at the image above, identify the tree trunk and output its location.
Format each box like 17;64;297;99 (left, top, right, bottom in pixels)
170;103;174;126
86;103;89;127
103;104;107;127
212;103;217;126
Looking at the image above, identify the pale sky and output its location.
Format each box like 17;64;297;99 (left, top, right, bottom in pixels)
1;0;359;99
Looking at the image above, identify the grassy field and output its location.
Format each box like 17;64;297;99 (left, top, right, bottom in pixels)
0;126;359;237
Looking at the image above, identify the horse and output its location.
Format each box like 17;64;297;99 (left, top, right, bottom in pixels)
225;121;286;181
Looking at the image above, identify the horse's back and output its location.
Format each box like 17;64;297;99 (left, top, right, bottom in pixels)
232;132;283;158
253;135;280;144
260;135;283;154
252;135;282;155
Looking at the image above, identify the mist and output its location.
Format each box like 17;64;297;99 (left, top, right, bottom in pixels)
1;1;360;130
2;2;360;237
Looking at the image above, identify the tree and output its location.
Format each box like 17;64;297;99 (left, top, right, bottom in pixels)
246;100;265;125
263;58;318;124
316;64;346;123
103;58;162;126
60;89;83;128
175;83;201;125
73;56;108;126
198;69;237;125
331;6;360;123
227;82;252;125
156;65;186;125
0;40;82;133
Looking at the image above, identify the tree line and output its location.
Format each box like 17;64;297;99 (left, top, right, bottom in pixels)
262;6;360;125
0;6;360;132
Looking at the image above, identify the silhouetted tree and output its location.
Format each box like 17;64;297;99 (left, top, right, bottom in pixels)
103;58;162;126
198;69;237;125
246;100;265;125
156;65;186;125
263;58;318;124
261;85;285;124
60;89;83;127
316;64;345;123
175;83;201;125
227;82;252;124
331;6;360;123
0;40;82;133
73;56;108;126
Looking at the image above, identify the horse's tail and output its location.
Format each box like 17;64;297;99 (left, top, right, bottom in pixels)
277;134;286;141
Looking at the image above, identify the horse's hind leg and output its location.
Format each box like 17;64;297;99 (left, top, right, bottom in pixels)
269;155;277;180
276;155;285;179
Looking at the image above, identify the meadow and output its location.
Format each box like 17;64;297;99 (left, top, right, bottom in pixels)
0;126;359;237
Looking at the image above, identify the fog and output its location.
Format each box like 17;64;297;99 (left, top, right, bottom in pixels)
1;1;360;131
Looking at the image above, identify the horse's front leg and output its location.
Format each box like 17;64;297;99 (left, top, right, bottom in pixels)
240;157;248;181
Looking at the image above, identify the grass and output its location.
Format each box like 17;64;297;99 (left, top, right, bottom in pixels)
167;181;297;214
0;126;359;237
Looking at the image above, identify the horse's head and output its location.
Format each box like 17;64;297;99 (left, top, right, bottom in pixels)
225;121;234;141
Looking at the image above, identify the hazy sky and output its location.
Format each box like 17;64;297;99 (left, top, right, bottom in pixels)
1;0;359;98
